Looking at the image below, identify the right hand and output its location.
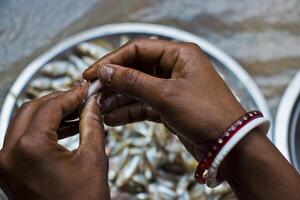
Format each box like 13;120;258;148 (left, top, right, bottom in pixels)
83;39;246;161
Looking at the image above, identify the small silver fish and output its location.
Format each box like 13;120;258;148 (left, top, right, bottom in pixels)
40;61;78;78
76;42;109;60
120;35;130;46
68;55;89;73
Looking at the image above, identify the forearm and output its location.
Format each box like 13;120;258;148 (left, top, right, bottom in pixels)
219;128;300;200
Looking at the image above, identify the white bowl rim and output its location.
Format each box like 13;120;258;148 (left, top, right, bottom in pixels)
0;23;272;148
274;71;300;163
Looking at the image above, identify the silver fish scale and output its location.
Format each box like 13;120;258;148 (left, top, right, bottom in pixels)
16;35;239;200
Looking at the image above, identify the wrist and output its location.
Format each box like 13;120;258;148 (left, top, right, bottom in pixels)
198;104;247;150
194;110;269;185
192;105;249;158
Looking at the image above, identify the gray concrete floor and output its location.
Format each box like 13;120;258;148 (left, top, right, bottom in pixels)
0;0;300;116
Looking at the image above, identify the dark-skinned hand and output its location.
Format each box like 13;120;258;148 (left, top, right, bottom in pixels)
0;82;110;200
83;39;246;161
83;39;300;200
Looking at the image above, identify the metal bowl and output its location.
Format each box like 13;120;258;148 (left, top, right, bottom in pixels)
0;23;273;199
274;71;300;171
0;23;272;147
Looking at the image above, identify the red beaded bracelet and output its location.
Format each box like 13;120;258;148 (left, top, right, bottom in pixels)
194;110;263;184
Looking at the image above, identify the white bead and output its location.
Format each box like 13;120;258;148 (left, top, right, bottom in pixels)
224;131;230;137
236;120;242;125
217;138;223;144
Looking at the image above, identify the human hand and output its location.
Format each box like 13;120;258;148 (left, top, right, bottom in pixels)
83;39;246;161
0;82;109;200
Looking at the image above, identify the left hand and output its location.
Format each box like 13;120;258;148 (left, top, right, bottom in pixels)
0;82;110;200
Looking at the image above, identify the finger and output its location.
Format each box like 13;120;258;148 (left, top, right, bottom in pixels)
104;102;161;126
79;94;106;154
26;82;88;138
83;39;182;80
57;121;79;139
97;64;167;108
57;86;117;138
63;109;80;121
3;91;64;148
62;84;116;120
101;93;137;113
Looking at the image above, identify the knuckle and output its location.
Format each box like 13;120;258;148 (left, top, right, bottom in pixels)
181;42;202;54
83;130;95;138
42;96;64;111
19;101;34;111
43;98;58;108
16;135;36;154
128;38;144;46
43;91;63;98
48;91;65;98
83;112;100;123
185;42;200;49
16;133;47;159
123;69;140;89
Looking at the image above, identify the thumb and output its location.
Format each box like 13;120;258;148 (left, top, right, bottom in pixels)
78;94;106;155
98;64;165;107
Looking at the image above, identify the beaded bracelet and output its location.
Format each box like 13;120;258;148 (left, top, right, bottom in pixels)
194;110;268;184
206;116;270;187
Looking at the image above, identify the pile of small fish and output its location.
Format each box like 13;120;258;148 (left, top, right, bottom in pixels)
18;40;111;104
107;122;234;200
16;35;237;200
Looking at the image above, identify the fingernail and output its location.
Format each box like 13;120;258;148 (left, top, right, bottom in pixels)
72;79;89;90
96;94;102;109
99;65;114;82
81;79;90;89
